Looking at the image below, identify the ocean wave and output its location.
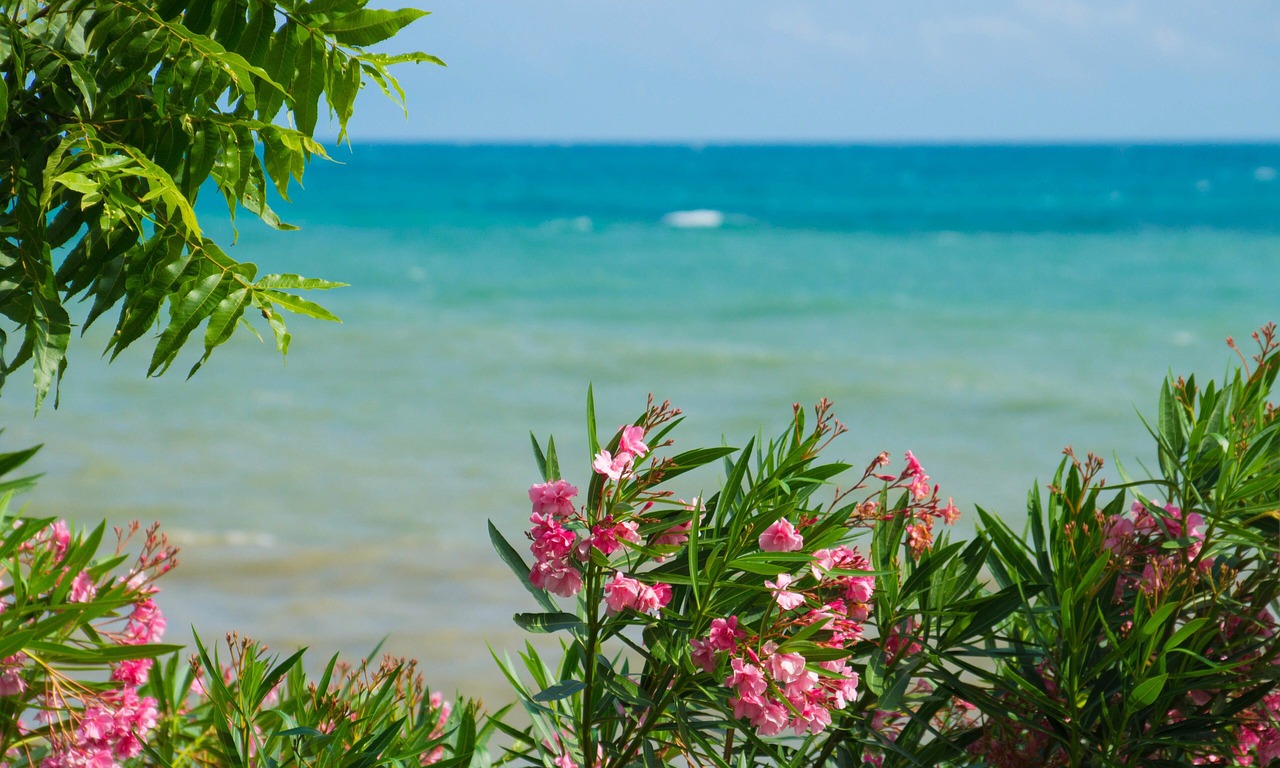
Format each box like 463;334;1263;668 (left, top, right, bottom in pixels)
661;209;726;229
1256;166;1277;182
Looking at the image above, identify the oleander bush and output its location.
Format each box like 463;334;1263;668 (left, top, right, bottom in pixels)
1;326;1278;767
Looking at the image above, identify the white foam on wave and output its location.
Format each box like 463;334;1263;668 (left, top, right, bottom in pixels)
661;209;725;229
1255;166;1277;182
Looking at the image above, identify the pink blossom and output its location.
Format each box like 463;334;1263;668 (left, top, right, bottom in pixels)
603;574;643;614
764;647;808;684
940;497;961;525
49;519;71;561
619;425;649;457
650;520;692;561
885;618;922;660
603;574;671;615
1104;515;1136;553
124;598;166;644
530;516;577;561
904;451;932;500
69;570;98;603
592;450;633;481
690;638;718;673
765;573;806;611
906;522;933;558
819;661;860;709
529;480;579;518
529;558;583;597
789;697;832;735
111;659;153;687
759;518;804;552
708;616;746;652
590;518;640;556
0;653;27;696
726;658;767;699
750;699;790;737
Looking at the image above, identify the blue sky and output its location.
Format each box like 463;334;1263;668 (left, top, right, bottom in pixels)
339;1;1280;143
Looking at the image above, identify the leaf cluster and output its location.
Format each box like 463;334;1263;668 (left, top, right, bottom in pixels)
0;0;441;408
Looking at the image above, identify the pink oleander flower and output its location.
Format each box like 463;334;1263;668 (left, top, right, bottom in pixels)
592;450;633;481
690;637;718;673
124;598;166;644
759;518;804;552
751;699;790;737
604;574;642;614
111;659;153;687
819;660;860;709
765;573;807;611
529;479;579;518
48;519;71;562
0;653;28;696
529;558;583;597
603;574;671;615
69;570;97;603
708;616;746;652
726;657;767;699
940;497;961;525
590;518;640;555
904;451;932;500
651;520;692;560
530;515;577;562
763;645;808;684
619;425;649;457
906;522;933;558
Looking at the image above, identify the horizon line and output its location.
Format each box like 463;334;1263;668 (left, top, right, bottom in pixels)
321;136;1280;149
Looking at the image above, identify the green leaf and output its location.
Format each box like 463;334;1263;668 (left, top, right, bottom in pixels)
531;679;585;703
325;8;429;47
1132;673;1168;707
255;274;347;290
512;612;584;634
260;289;342;322
488;520;556;612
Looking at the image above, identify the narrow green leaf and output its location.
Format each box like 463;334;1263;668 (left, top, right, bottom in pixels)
324;8;429;47
255;274;347;290
531;679;585;703
1133;673;1167;707
487;520;556;612
260;289;341;322
512;612;584;634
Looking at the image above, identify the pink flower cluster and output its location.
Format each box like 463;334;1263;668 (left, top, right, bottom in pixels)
525;425;673;617
690;541;875;738
707;631;860;737
527;479;584;598
862;451;960;559
1105;501;1209;597
419;691;452;766
591;425;648;482
603;574;671;615
0;653;28;697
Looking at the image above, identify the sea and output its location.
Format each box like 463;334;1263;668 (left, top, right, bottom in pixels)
1;143;1278;701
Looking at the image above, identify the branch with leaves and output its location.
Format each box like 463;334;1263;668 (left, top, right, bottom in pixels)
0;0;442;408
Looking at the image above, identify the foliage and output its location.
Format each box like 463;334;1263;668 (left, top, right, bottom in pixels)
488;394;1024;767
948;323;1280;767
0;0;442;408
0;445;488;768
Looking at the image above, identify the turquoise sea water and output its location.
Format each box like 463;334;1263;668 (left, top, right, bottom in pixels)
2;144;1278;699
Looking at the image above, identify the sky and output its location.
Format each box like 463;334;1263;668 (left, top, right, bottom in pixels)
339;1;1280;143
